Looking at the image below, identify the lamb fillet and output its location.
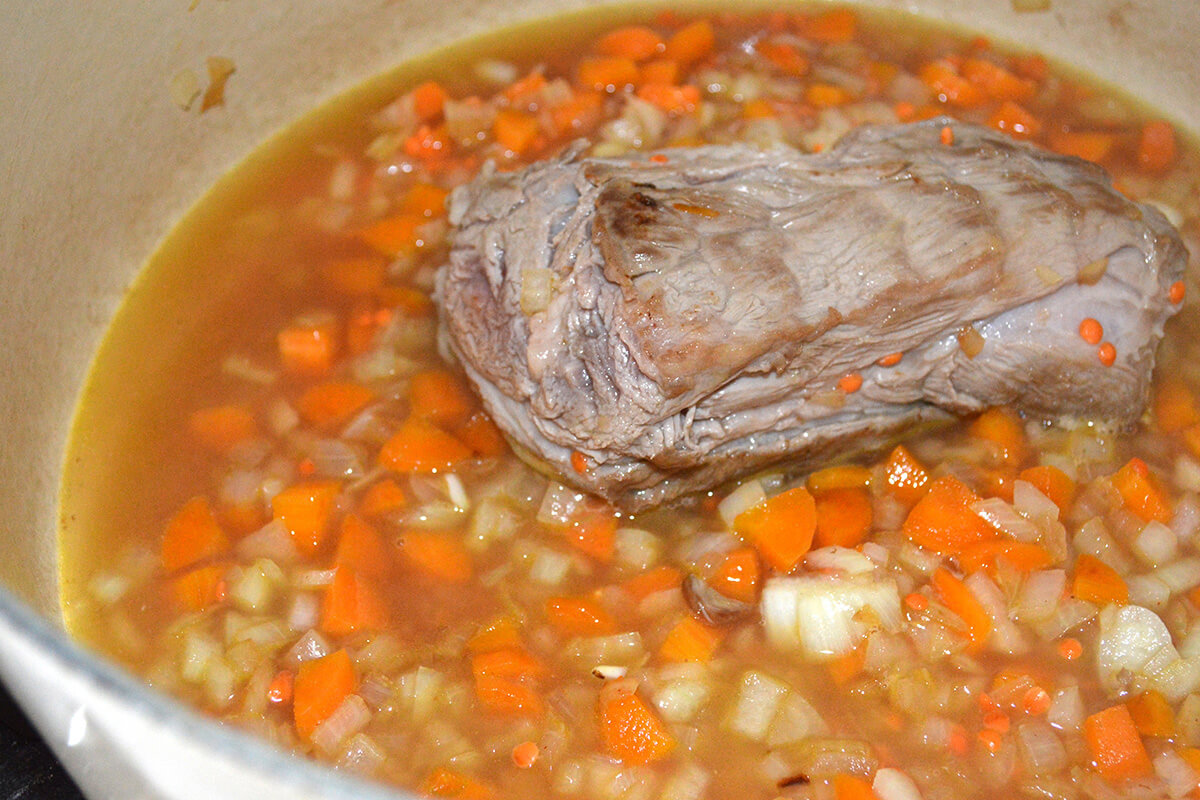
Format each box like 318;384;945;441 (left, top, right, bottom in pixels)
437;119;1187;510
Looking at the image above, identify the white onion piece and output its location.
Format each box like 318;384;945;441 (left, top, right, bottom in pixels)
1176;694;1200;745
1097;605;1200;701
312;694;371;757
972;497;1039;541
718;480;767;529
1135;521;1178;566
444;473;469;511
725;670;789;741
1171;494;1200;542
1157;558;1200;594
762;574;901;658
284;628;329;666
1014;570;1066;622
766;692;829;746
1016;722;1067;775
1174;459;1200;495
1154;749;1198;798
614;527;661;571
338;732;386;776
537;483;585;526
1128;574;1171;611
287;592;320;632
1013;479;1060;521
659;763;710;800
965;571;1027;654
873;768;923;800
1047;685;1084;731
804;546;876;575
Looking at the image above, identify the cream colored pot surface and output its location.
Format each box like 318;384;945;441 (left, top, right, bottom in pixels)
0;1;1197;798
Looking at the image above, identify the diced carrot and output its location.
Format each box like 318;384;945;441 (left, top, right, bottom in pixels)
577;56;640;91
884;445;930;505
969;407;1027;466
397;530;473;583
1012;53;1048;82
833;774;878;800
563;503;618;563
171;563;228;611
503;70;547;104
411;81;448;122
320;565;391;636
827;645;866;685
1154;378;1200;433
376;285;435;316
931;568;992;651
1072;553;1128;606
162;496;231;572
271;480;341;555
378;417;472;473
267;670;294;705
813;487;874;548
278;317;339;377
493;108;541;155
1126;690;1175;738
297;381;375;429
220;499;266;535
956;540;1054;574
659;616;722;662
734;486;817;573
188;405;257;454
987;100;1042;138
1047;130;1117;163
549;90;606;137
401;182;449;218
756;40;810;77
357;213;425;257
1018;465;1076;514
1137;120;1177;173
454;410;507;458
797;8;858;44
742;98;776;119
598;689;676;765
545;595;618;637
918;60;984;107
321;256;387;297
595;26;664;61
358;478;407;520
709;547;760;603
473;673;543;716
1084;704;1154;782
403;123;452;162
805;83;852;108
471;646;547;682
639;59;679;86
663;19;714;66
293;649;357;739
423;768;494;800
467;616;523;654
808;465;873;493
1111;457;1172;523
635;83;700;114
334;514;392;581
408;368;476;429
960;57;1034;102
621;565;683;603
902;475;995;555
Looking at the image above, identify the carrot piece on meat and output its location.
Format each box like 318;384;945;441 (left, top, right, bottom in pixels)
334;514;393;580
1072;553;1128;606
1084;704;1154;782
278;317;339;377
813;487;874;548
663;19;715;66
902;475;995;555
423;768;493;800
358;478;407;520
408;369;475;429
709;547;760;603
162;496;231;572
969;408;1027;466
545;595;618;637
297;381;375;429
320;565;391;636
188;405;257;454
884;445;930;505
1126;690;1175;738
378;418;472;473
293;649;357;739
271;480;341;556
598;689;676;765
833;774;879;800
659;616;723;662
1136;120;1177;172
1111;457;1172;523
1018;465;1076;514
595;26;664;61
171;563;228;611
931;567;992;650
397;530;473;582
733;486;817;573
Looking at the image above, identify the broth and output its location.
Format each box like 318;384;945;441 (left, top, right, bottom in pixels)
60;5;1200;800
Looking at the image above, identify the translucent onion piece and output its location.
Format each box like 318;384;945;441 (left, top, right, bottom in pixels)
725;671;790;742
1097;604;1200;700
873;768;924;800
1135;521;1179;566
1046;685;1084;732
284;629;329;666
312;694;371;757
804;546;877;575
762;574;901;658
1016;722;1067;775
718;480;767;529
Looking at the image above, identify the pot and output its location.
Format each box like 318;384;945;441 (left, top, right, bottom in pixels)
0;1;1197;797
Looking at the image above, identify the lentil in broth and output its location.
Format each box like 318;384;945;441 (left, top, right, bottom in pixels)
60;6;1200;800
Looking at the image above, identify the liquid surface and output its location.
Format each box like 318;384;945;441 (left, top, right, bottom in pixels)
60;6;1200;800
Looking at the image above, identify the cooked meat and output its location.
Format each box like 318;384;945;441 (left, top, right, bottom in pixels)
436;119;1187;510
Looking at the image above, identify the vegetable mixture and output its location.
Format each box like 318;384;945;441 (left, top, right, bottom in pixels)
66;7;1200;800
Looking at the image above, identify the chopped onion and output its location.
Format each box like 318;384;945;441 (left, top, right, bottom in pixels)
972;498;1039;541
228;558;285;612
1128;574;1171;610
474;58;519;85
313;694;372;757
237;520;300;564
1176;694;1200;745
285;629;329;666
765;692;828;747
1097;604;1200;700
1073;517;1133;573
762;574;901;658
467;495;519;553
1013;479;1060;521
1016;722;1067;774
659;762;710;800
804;546;876;575
538;483;585;526
653;675;712;724
566;632;645;668
725;670;789;741
592;665;627;680
287;592;320;632
528;547;573;586
1046;685;1084;731
1135;521;1178;566
615;527;661;571
1154;749;1198;798
1157;558;1200;594
181;629;221;684
309;438;365;479
293;568;337;589
873;768;923;800
965;571;1027;654
1014;569;1066;623
338;731;387;776
718;480;767;529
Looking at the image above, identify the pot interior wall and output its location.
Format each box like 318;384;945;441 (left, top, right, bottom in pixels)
2;0;1197;619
